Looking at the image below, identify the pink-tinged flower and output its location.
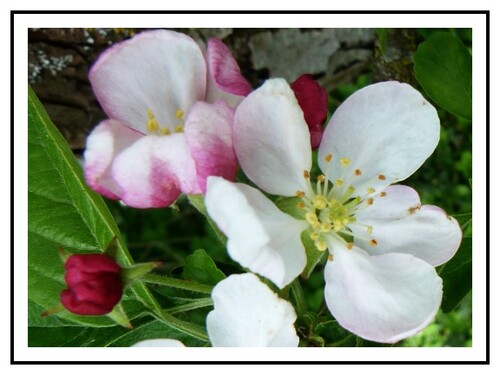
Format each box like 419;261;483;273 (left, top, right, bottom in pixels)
291;74;328;149
60;254;123;315
205;79;462;343
84;30;252;208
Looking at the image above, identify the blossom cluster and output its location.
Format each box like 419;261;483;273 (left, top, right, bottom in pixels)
76;29;462;347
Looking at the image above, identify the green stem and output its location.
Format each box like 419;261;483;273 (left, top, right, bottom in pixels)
139;273;213;294
151;309;210;342
164;298;213;314
290;279;308;318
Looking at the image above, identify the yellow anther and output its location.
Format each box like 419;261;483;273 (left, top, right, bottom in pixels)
340;158;351;166
296;190;305;198
366;225;373;235
175;109;184;119
354;169;362;176
367;187;376;194
296;202;306;209
367;198;374;205
380;191;387;197
174;125;184;133
320;223;331;232
146;109;159;132
370;239;378;247
305;212;319;225
303;170;310;179
317;175;325;183
314;239;328;251
324;154;333;162
346;243;353;250
312;195;328;210
335;179;344;186
328;254;334;261
378;174;386;181
333;220;343;231
310;232;320;241
160;127;171;135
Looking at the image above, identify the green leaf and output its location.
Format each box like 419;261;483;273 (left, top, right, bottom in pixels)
29;318;207;347
28;86;163;326
413;32;472;120
438;214;472;312
182;249;226;285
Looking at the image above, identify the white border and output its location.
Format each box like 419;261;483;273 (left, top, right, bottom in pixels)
11;11;488;364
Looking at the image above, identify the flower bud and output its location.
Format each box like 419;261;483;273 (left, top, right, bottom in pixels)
290;74;328;150
60;254;123;315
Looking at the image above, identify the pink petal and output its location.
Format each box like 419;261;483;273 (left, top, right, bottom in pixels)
83;120;143;200
324;245;442;343
111;134;199;208
89;29;206;134
184;100;238;193
205;38;252;107
290;74;328;150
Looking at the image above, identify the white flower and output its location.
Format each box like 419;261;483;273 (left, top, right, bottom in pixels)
205;79;462;343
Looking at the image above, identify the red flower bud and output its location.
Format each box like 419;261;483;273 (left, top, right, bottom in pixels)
290;74;328;150
60;254;123;315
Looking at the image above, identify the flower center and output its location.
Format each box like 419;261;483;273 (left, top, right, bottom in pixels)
145;108;185;135
296;154;381;252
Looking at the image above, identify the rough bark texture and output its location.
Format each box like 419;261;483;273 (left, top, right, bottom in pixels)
28;28;376;152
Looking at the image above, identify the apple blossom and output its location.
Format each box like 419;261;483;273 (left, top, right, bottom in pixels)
84;30;252;208
205;79;462;343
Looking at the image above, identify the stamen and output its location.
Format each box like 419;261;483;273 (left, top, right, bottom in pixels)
380;191;387;197
312;195;328;210
296;202;305;209
175;109;184;119
367;187;376;194
310;232;320;240
378;174;386;181
346;243;353;250
366;198;374;205
340;158;351;167
314;239;328;251
317;175;325;183
296;190;305;198
366;225;373;235
369;239;378;247
354;169;362;176
160;127;171;135
305;212;319;225
146;109;159;132
174;125;184;133
328;254;334;261
324;154;333;163
303;170;310;179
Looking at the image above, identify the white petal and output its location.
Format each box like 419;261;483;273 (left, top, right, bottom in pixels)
318;81;440;194
206;177;308;288
132;339;185;347
352;185;462;266
234;78;312;196
89;30;206;133
207;273;299;347
324;245;442;343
